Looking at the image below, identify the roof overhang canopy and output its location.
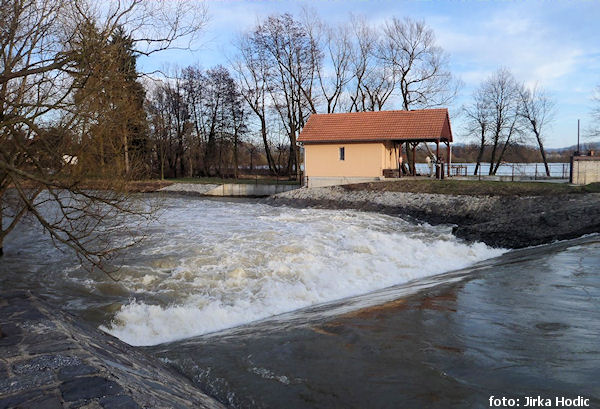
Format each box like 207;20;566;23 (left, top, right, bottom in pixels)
298;109;453;144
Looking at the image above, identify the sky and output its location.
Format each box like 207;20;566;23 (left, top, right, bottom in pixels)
139;0;600;148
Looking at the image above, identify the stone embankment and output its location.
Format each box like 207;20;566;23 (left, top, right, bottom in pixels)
0;291;225;409
268;186;600;248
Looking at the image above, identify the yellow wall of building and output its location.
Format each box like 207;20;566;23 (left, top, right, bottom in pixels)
304;142;399;178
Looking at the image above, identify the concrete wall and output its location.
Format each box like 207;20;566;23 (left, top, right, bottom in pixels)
571;156;600;185
204;183;299;197
305;176;382;188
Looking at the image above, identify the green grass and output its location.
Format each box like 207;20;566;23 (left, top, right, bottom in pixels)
166;177;300;185
342;179;600;196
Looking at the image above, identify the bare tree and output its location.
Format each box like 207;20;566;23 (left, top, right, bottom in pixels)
254;13;320;179
518;84;555;177
0;0;207;264
164;77;191;177
149;64;247;179
379;17;459;173
304;16;354;113
181;65;207;177
202;66;245;177
348;17;396;112
147;85;171;180
231;33;277;174
379;17;458;111
482;68;522;175
463;86;491;176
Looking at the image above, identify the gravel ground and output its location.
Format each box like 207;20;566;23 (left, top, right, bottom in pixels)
268;186;600;248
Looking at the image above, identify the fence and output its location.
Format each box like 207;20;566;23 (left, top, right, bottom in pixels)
414;162;570;180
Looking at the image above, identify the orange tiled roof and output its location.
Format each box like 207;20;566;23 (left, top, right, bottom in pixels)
298;109;453;143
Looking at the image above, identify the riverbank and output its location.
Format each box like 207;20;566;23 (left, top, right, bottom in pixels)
268;180;600;248
0;291;224;409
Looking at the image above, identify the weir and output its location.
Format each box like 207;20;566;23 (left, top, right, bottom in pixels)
148;235;600;409
159;182;300;197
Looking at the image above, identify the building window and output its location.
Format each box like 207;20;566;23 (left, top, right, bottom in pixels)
339;147;345;161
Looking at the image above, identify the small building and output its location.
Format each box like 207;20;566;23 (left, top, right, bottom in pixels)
570;153;600;185
298;109;453;187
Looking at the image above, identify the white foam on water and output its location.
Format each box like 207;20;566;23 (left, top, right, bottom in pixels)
101;199;505;346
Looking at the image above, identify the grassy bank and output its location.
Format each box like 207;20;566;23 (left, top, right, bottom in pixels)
342;179;600;196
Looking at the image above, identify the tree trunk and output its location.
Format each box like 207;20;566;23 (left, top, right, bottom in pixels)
493;139;511;174
123;132;130;175
100;138;105;171
287;121;299;179
405;142;412;175
474;131;485;176
233;132;239;179
489;138;498;175
217;142;223;178
179;147;185;178
260;118;277;175
287;144;294;177
204;125;216;176
535;131;551;177
411;143;417;175
295;145;301;181
0;200;3;257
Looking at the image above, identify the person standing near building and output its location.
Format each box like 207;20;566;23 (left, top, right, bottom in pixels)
398;155;404;177
426;156;434;177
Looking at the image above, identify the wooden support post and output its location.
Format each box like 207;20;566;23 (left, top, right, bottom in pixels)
436;140;440;179
412;143;417;176
447;142;451;177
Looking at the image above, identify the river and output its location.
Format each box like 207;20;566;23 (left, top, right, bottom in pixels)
2;195;598;408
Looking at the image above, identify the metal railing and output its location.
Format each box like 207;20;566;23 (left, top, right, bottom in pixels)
435;163;571;180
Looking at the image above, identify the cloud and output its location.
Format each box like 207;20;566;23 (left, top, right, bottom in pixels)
430;3;593;89
137;0;599;148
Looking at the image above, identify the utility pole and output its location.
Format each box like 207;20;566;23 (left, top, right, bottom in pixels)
577;119;580;155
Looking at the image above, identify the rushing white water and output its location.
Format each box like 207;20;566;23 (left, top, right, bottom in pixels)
100;198;505;346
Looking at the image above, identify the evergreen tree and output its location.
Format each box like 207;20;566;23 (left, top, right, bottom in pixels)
71;24;149;177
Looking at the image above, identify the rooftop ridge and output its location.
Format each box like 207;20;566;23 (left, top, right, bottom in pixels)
308;108;448;116
298;108;453;143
